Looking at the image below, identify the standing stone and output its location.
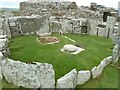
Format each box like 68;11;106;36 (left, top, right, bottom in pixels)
77;70;91;85
118;16;120;36
89;20;98;35
2;59;55;88
100;56;113;67
0;52;3;90
112;44;119;64
105;16;116;38
0;66;2;90
91;56;112;79
57;69;77;88
91;66;101;79
4;12;12;39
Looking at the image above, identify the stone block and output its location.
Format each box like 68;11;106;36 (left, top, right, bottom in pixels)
112;44;119;64
57;69;77;88
2;59;55;88
77;70;91;85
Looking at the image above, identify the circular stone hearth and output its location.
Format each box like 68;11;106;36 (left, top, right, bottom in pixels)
38;36;60;44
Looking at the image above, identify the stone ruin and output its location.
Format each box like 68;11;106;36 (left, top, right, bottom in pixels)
0;0;120;89
1;1;118;38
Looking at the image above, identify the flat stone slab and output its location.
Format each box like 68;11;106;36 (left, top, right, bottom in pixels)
61;44;85;55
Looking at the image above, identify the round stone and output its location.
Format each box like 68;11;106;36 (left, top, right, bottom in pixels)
63;44;78;52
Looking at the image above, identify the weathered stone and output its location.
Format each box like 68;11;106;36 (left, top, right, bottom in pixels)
0;52;3;65
106;16;116;38
62;44;78;52
77;70;91;85
57;69;77;88
0;66;2;90
89;20;98;35
97;27;106;36
0;66;2;79
91;66;101;79
0;52;3;89
100;56;112;67
0;35;7;39
0;38;8;51
112;44;119;64
91;56;112;79
2;59;55;88
61;44;84;55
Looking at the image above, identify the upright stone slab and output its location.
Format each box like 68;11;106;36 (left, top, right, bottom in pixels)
89;20;98;35
4;12;12;39
91;56;112;79
105;16;116;38
112;44;119;64
100;56;113;67
2;59;55;88
0;52;3;90
57;69;77;88
77;70;91;85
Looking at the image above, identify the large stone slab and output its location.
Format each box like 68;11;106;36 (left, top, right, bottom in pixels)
100;56;112;67
57;69;77;88
91;56;112;79
0;35;7;39
105;16;116;38
0;38;8;51
0;52;3;90
112;44;119;64
89;20;98;35
2;59;55;88
61;44;85;55
77;70;91;85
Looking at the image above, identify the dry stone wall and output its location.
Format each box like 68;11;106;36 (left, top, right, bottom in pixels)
20;1;78;16
2;15;47;37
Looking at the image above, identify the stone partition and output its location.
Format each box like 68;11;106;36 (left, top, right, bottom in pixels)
57;69;77;88
105;16;116;38
2;59;55;88
77;70;91;85
2;15;47;37
91;56;112;79
89;20;98;35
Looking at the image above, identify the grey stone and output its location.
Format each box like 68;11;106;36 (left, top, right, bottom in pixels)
0;35;7;39
112;44;119;64
100;56;112;67
77;70;91;85
57;69;77;88
89;20;98;35
62;44;78;52
106;16;116;38
2;59;55;88
91;56;112;79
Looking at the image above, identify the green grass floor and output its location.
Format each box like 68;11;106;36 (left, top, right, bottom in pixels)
2;33;119;88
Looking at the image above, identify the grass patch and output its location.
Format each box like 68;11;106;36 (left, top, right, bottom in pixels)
2;33;118;88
